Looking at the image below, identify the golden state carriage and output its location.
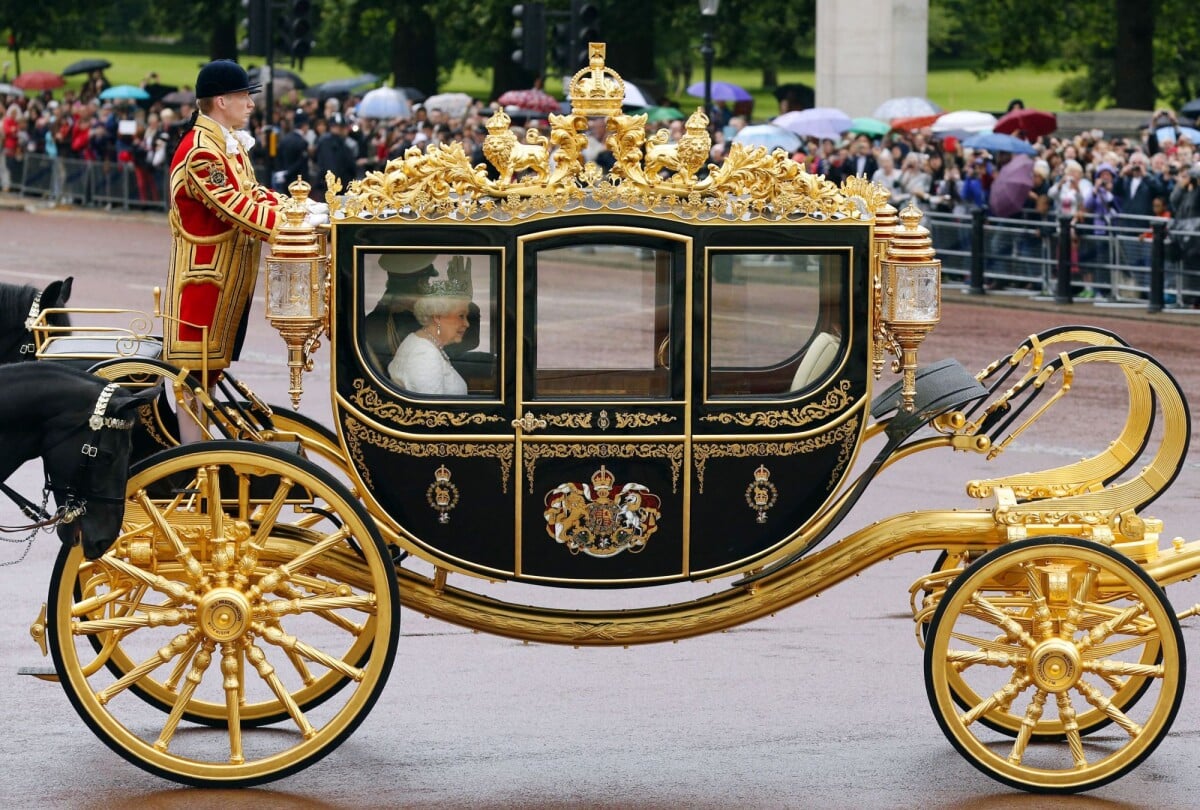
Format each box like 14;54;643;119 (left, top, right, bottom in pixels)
22;45;1200;793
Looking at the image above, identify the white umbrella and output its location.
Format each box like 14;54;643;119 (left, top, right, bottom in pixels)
0;82;23;97
733;124;802;153
623;82;653;108
356;86;411;120
872;96;942;120
772;108;853;141
931;110;997;138
424;92;473;119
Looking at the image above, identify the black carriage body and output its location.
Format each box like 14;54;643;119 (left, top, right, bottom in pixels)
331;212;873;586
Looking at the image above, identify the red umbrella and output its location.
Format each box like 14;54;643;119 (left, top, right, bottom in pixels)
497;88;560;114
890;113;939;132
13;71;65;91
993;108;1057;142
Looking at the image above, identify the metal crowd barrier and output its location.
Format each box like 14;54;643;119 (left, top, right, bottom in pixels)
12;154;170;211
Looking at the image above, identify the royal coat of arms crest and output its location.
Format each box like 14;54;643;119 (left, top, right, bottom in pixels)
543;465;662;557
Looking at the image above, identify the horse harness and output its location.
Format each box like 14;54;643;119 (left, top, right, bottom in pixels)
18;290;43;358
0;383;136;562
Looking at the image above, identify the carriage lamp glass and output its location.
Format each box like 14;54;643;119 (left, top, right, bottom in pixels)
881;202;941;412
265;176;330;409
699;0;720;14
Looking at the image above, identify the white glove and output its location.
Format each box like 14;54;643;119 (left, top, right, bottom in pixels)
302;199;329;227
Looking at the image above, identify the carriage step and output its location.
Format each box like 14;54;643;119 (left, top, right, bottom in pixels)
17;666;58;682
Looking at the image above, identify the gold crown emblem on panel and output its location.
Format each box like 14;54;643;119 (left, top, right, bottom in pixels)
326;42;890;223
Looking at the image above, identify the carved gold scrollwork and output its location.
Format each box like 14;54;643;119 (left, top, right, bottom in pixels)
692;417;859;493
542;412;593;429
344;417;513;493
699;380;855;428
350;379;504;427
524;442;684;494
614;412;676;429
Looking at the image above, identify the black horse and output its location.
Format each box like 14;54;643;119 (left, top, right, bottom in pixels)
0;363;159;559
0;277;73;363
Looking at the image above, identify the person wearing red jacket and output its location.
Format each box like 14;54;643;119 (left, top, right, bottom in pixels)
164;60;286;377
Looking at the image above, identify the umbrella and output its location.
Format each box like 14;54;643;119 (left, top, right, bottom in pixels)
61;57;112;77
987;153;1035;218
993;108;1057;141
397;86;427;103
141;82;177;104
0;82;21;97
1181;98;1200;120
644;106;686;123
848;116;890;137
772;107;853;141
890;113;940;132
248;65;307;90
872;96;941;120
1156;125;1200;144
162;88;196;106
931;110;997;138
732;124;801;153
685;80;752;103
99;84;150;101
497;88;559;114
962;131;1037;156
772;82;815;111
424;92;474;119
12;71;64;92
356;86;411;119
622;81;655;108
305;74;379;99
251;77;300;102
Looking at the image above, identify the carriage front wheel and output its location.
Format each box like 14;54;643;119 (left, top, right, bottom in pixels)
47;441;399;787
924;536;1185;793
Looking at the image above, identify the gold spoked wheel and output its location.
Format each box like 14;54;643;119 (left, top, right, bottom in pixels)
48;441;399;787
921;550;1161;740
924;537;1185;793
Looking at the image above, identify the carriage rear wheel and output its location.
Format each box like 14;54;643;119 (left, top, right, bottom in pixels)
921;549;1161;741
48;441;399;787
924;537;1185;793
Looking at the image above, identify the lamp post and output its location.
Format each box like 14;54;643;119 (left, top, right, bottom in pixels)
699;0;719;129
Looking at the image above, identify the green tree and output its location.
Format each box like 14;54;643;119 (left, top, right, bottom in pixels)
1;0;117;73
949;0;1158;109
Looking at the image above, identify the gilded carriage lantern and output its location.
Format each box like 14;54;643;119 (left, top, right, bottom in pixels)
880;202;941;411
265;176;330;408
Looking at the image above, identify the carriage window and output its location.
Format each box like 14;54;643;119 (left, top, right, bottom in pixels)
361;251;498;398
708;252;844;397
534;244;672;399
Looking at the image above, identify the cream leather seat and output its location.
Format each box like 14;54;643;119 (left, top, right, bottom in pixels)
789;331;840;391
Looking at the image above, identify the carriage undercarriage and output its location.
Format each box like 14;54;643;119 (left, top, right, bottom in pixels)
16;44;1200;795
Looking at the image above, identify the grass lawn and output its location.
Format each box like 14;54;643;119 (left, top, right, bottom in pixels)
10;47;1075;119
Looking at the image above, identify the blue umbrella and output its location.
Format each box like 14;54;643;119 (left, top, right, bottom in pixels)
686;80;752;102
733;124;801;153
962;131;1037;155
99;84;150;101
1157;125;1200;145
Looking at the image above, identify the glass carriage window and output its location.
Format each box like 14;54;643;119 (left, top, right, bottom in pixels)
708;252;845;398
361;251;498;397
533;244;672;399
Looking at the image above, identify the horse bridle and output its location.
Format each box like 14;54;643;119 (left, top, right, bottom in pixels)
18;290;43;357
0;383;136;533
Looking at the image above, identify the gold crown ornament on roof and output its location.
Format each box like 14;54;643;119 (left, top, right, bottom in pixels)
569;43;626;118
326;42;891;224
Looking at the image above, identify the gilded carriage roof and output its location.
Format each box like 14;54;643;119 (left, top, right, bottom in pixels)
326;44;890;224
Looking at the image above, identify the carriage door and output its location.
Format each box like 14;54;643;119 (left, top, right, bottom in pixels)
513;229;690;585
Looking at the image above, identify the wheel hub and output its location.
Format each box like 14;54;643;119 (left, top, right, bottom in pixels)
1029;637;1082;692
198;587;252;642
